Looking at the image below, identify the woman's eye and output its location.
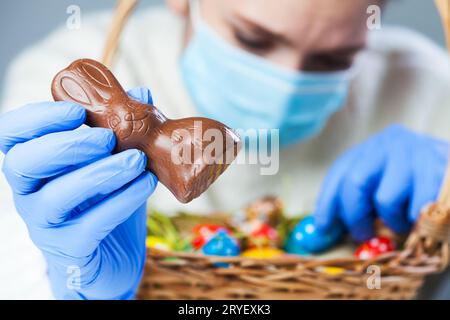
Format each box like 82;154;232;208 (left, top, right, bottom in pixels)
234;31;273;51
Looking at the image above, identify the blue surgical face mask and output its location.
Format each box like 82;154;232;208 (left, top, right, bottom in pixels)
180;1;355;147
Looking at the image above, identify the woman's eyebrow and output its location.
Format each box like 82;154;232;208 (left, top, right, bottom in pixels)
231;12;287;40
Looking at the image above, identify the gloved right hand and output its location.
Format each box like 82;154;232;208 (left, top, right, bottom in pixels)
313;125;449;242
0;87;158;299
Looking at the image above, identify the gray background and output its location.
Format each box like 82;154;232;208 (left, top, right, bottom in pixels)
0;0;449;299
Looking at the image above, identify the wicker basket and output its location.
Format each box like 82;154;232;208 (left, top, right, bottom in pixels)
137;202;450;300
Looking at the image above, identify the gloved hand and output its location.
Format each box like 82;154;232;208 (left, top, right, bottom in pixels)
314;125;449;241
0;87;157;299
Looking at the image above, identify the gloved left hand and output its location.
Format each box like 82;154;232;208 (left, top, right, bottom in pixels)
314;125;449;241
0;87;157;299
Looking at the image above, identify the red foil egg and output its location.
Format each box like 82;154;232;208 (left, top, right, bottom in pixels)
355;236;395;260
248;223;279;248
191;224;230;250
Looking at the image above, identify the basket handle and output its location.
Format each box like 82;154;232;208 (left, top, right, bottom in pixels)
402;0;450;271
436;0;450;51
438;161;450;207
406;158;450;269
404;202;450;271
101;0;138;68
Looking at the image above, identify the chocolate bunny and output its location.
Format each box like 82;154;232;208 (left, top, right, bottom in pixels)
52;59;241;203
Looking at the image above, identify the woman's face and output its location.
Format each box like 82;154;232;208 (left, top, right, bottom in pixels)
172;0;382;72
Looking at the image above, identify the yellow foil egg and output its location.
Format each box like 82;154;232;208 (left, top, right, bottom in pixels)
241;248;284;259
316;266;345;275
146;236;172;251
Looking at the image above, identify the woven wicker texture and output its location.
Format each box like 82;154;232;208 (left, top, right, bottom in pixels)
137;203;450;300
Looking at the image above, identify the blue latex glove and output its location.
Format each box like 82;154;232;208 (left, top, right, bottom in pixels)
0;87;158;299
314;125;449;242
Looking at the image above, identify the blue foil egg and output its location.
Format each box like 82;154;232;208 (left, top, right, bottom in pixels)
202;230;240;267
285;215;344;254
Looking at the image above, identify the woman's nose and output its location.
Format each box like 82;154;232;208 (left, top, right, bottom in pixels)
267;49;306;71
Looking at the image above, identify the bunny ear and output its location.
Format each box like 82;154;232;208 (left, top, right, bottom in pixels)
51;59;126;109
52;70;93;106
79;59;113;89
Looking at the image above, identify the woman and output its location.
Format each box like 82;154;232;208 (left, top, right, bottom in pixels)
0;0;449;299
